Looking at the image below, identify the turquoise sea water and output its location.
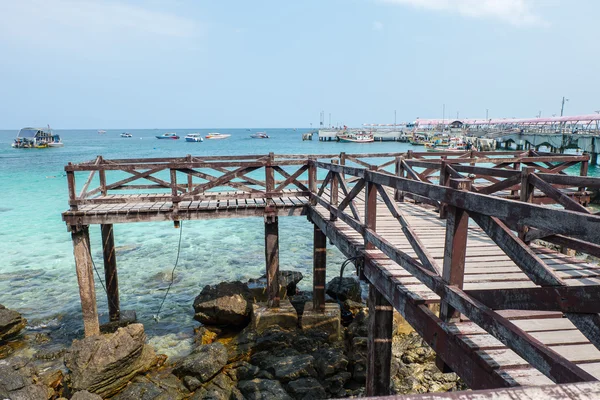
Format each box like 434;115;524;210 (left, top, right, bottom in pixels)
1;128;598;356
0;128;414;355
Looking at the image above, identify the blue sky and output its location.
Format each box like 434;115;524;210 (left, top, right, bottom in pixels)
0;0;597;128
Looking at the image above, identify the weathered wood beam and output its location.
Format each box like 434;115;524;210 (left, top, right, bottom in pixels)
71;225;100;337
264;214;280;308
366;280;393;396
529;174;590;213
101;224;120;322
274;165;309;192
313;224;327;312
337;177;364;221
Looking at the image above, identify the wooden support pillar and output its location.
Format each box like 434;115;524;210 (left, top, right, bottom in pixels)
437;178;471;373
170;168;179;213
313;224;326;312
519;167;535;243
439;160;449;219
394;156;405;202
265;214;280;308
71;225;100;337
591;153;598;166
308;159;317;206
186;154;193;191
365;166;378;251
366;281;393;397
330;159;339;221
511;162;521;196
101;224;120;322
579;157;589;193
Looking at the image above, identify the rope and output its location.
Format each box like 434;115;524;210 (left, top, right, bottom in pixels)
88;237;119;314
154;220;184;321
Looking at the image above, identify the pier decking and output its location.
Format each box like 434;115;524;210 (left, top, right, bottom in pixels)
63;150;600;398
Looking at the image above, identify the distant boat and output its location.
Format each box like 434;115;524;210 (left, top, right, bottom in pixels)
205;132;231;140
250;132;269;139
185;133;203;142
246;129;251;131
156;132;180;139
337;131;374;143
98;130;106;135
12;125;62;149
120;132;133;138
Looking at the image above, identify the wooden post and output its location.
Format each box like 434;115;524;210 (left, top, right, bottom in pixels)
313;224;326;312
170;168;179;212
101;224;120;322
67;166;77;210
98;156;107;196
340;152;346;182
71;225;100;337
394;156;404;202
330;159;339;221
579;157;589;193
519;167;535;242
186;154;193;192
266;152;275;195
308;159;317;206
265;214;280;308
437;178;471;372
365;166;378;251
366;281;393;397
511;161;521;196
439;160;449;219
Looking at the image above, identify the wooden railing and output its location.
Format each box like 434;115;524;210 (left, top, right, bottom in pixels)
308;157;600;388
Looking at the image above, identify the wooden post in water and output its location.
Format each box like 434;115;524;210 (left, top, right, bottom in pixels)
101;224;120;322
264;214;280;308
437;178;471;372
366;280;393;396
71;225;100;337
313;224;326;312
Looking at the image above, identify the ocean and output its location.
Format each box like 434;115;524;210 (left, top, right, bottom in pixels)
1;128;598;357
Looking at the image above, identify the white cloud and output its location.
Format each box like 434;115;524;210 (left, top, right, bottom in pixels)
0;0;200;46
381;0;544;26
373;21;385;31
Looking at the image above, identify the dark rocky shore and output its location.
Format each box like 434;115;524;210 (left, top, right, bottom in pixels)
0;271;465;399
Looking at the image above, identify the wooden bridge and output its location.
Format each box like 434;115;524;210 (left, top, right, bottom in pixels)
62;150;600;397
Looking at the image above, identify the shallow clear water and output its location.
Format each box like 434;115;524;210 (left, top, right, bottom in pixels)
0;128;421;352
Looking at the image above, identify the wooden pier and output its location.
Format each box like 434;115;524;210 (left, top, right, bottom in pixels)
63;150;600;398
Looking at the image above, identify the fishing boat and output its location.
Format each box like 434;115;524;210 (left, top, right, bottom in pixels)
250;132;269;139
12;126;61;149
185;133;203;142
409;133;428;145
155;132;180;139
120;132;133;138
337;131;374;143
205;132;231;140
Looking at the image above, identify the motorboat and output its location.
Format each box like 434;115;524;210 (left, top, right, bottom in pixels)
12;126;61;148
337;131;374;143
250;132;269;139
185;133;203;142
156;132;180;139
205;132;231;140
120;132;133;138
98;130;106;135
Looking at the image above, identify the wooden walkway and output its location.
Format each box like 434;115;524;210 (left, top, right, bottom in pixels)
62;151;600;398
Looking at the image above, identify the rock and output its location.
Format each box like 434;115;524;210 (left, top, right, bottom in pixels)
183;376;202;392
286;377;327;400
323;371;351;396
258;354;316;383
238;379;292;400
314;348;348;377
247;270;304;300
289;293;312;317
0;304;27;341
193;326;218;346
326;277;362;302
64;324;157;398
71;391;103;400
349;337;367;383
193;281;253;327
201;373;236;400
0;362;48;400
111;381;166;400
226;361;260;381
174;342;228;383
5;384;48;400
224;326;258;363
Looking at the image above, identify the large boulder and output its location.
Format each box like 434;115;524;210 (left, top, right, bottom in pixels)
326;277;362;302
64;323;157;398
238;379;292;400
247;270;304;300
0;304;27;341
173;342;228;384
286;377;327;400
0;362;47;400
193;281;253;327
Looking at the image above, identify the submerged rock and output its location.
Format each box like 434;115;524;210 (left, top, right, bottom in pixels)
64;324;157;398
326;277;362;302
193;281;253;328
0;304;27;341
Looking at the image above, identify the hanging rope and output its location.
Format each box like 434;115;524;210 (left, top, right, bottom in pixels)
154;220;184;321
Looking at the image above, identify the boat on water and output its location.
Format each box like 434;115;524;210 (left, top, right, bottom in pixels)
337;131;374;143
205;132;231;140
98;130;106;135
12;126;63;149
250;132;269;139
156;132;180;139
409;133;429;145
120;132;133;138
185;133;203;142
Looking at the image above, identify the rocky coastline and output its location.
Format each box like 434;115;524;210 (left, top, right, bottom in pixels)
0;271;465;399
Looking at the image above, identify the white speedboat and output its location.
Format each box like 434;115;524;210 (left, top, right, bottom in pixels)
156;132;179;139
120;132;133;138
337;131;374;143
185;133;203;142
250;132;269;139
205;132;231;140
